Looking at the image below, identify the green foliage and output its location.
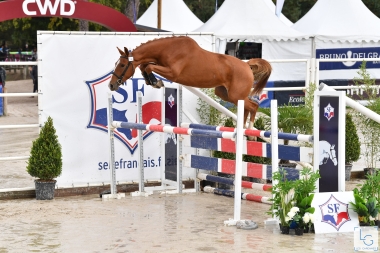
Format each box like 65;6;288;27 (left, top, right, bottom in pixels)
259;82;316;141
26;116;62;180
278;0;317;23
196;88;228;127
355;171;380;222
268;167;319;228
345;112;360;164
294;167;320;203
268;168;295;227
258;83;316;163
352;61;380;169
350;187;380;225
362;0;380;18
184;0;225;22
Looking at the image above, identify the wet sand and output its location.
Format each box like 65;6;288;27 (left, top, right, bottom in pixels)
0;191;362;253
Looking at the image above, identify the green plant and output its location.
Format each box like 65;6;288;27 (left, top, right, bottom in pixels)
356;171;380;222
26;116;62;180
349;188;379;225
258;83;316;164
268;168;295;227
292;167;320;229
268;167;319;229
353;61;380;169
345;112;360;165
196;88;231;126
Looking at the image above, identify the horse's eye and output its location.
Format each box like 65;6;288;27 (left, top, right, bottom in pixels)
120;64;125;68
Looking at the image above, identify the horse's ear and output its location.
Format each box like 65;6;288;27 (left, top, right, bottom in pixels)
117;47;124;56
124;47;129;55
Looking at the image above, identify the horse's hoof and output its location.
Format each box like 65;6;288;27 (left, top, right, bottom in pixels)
156;80;164;88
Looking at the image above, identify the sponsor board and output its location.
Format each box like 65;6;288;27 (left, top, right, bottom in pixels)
312;192;359;233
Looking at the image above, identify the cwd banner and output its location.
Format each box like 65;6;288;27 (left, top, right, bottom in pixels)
37;32;212;187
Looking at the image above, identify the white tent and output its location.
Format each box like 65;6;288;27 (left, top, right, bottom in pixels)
136;0;204;32
292;0;380;80
194;0;307;43
194;0;312;81
292;0;380;42
263;0;293;26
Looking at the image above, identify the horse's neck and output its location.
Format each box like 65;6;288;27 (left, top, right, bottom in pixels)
132;45;158;64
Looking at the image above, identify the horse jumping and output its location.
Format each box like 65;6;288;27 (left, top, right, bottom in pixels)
109;36;272;127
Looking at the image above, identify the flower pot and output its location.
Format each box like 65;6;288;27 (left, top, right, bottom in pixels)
364;168;378;177
295;227;304;236
345;164;352;181
279;224;290;234
360;222;370;227
303;227;309;233
309;224;315;233
35;180;56;200
375;220;380;227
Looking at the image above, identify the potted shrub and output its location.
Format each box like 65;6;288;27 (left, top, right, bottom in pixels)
355;172;380;225
268;168;294;234
268;167;319;235
291;167;320;233
349;188;379;226
27;116;62;200
345;112;360;181
352;61;380;175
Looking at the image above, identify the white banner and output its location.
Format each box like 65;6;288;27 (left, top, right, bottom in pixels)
37;32;213;187
312;191;359;234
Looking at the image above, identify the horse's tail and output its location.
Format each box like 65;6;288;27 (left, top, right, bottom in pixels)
247;58;272;95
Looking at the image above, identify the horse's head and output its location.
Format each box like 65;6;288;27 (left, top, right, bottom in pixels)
109;47;135;91
330;144;338;166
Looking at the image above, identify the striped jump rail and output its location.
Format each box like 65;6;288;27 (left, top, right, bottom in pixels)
112;121;235;139
181;123;313;142
204;186;272;205
184;136;313;163
197;172;272;191
184;154;300;181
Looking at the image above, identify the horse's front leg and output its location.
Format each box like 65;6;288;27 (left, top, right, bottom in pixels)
145;65;177;89
140;64;154;86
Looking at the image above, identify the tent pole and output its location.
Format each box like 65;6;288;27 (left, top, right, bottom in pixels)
157;0;162;29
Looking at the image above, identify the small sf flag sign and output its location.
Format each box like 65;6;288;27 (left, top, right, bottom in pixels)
312;192;359;233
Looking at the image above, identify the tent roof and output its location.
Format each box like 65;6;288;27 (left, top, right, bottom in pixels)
194;0;309;42
292;0;380;42
262;0;293;26
136;0;204;32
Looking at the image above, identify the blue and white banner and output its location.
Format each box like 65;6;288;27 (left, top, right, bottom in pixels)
317;47;380;70
38;32;211;187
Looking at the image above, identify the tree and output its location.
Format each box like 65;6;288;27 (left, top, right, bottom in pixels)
184;0;225;22
125;0;141;23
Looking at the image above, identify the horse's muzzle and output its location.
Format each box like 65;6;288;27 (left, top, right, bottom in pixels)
109;82;119;91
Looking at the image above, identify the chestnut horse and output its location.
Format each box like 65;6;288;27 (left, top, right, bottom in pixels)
109;36;271;128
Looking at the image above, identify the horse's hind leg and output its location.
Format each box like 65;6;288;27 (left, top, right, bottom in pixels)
244;96;260;140
215;86;251;127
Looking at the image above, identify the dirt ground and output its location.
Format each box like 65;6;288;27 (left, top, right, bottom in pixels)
0;74;374;252
0;75;38;189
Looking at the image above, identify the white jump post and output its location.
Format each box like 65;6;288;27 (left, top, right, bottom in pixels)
224;99;279;226
103;91;125;200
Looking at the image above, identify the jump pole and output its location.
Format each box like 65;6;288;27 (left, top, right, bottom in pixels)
223;100;245;226
102;91;125;200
